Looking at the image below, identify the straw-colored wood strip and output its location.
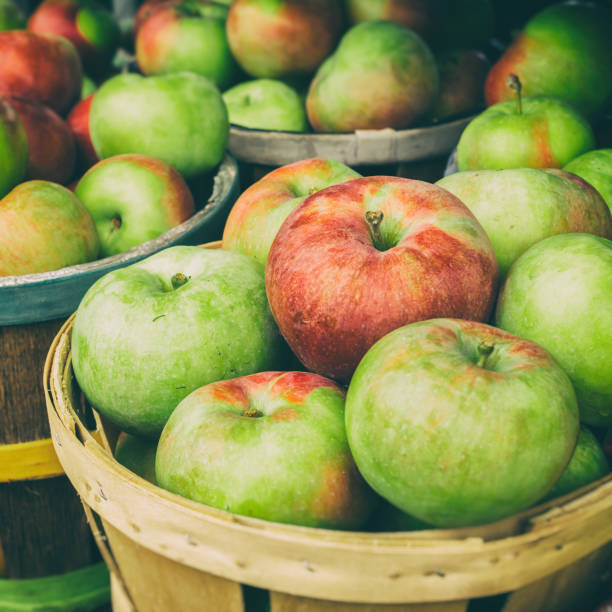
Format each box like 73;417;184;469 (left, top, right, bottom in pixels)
269;592;468;611
104;521;244;612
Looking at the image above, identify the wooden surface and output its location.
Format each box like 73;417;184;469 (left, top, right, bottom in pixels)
0;319;97;578
0;154;239;325
44;316;612;608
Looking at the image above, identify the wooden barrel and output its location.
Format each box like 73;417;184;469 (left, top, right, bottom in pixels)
44;302;612;612
226;118;472;191
0;158;238;606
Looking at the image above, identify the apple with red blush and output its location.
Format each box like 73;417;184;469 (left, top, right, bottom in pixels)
8;95;76;185
223;158;360;266
0;31;82;114
0;180;99;276
67;93;98;173
265;176;499;382
156;371;378;528
74;154;195;257
226;0;343;79
27;0;120;77
135;0;238;90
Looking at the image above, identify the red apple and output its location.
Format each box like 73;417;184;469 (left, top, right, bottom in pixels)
66;93;98;173
222;158;360;265
133;0;168;34
156;370;378;528
7;96;76;185
265;176;499;382
27;0;120;76
226;0;343;78
0;31;82;114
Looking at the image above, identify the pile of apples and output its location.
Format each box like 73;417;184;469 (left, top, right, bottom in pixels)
73;144;612;531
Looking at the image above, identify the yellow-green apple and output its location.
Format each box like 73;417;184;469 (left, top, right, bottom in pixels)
74;153;195;257
496;233;612;427
0;31;82;114
265;176;499;382
306;21;439;132
226;0;343;79
485;2;612;118
541;425;609;502
156;371;378;528
67;93;99;173
114;432;158;484
89;72;228;178
457;76;595;171
0;0;25;30
345;317;580;527
72;246;288;437
344;0;446;43
0;97;28;198
564;149;612;213
437;168;612;278
0;180;99;276
223;158;360;265
135;0;238;90
222;78;308;132
27;0;120;77
7;96;76;185
426;49;490;124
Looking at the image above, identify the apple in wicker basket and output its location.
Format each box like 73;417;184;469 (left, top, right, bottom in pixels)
265;176;499;383
71;246;288;438
156;371;378;528
222;158;360;266
345;318;580;527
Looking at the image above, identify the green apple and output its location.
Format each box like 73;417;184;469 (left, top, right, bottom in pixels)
485;2;612;118
222;79;308;132
306;20;439;132
564;149;612;213
81;75;97;99
156;370;378;528
114;432;158;484
457;79;595;171
0;180;99;276
0;0;25;30
437;168;612;278
135;0;239;90
0;97;28;198
89;72;229;179
74;154;195;257
345;317;579;527
541;425;609;502
222;158;360;265
72;246;288;437
496;233;612;427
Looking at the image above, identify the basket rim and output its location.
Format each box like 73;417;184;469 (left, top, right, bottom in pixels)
43;296;612;603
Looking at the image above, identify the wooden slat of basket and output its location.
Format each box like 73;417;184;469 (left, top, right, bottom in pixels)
269;592;468;611
45;345;612;605
104;521;244;612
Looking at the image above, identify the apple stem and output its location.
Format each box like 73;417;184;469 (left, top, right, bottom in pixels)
476;342;495;368
243;408;263;418
506;73;522;114
171;273;189;290
366;210;385;250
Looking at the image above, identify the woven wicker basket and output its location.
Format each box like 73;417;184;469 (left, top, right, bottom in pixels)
44;244;612;612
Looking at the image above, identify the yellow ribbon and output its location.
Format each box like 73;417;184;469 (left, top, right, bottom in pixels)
0;438;64;482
